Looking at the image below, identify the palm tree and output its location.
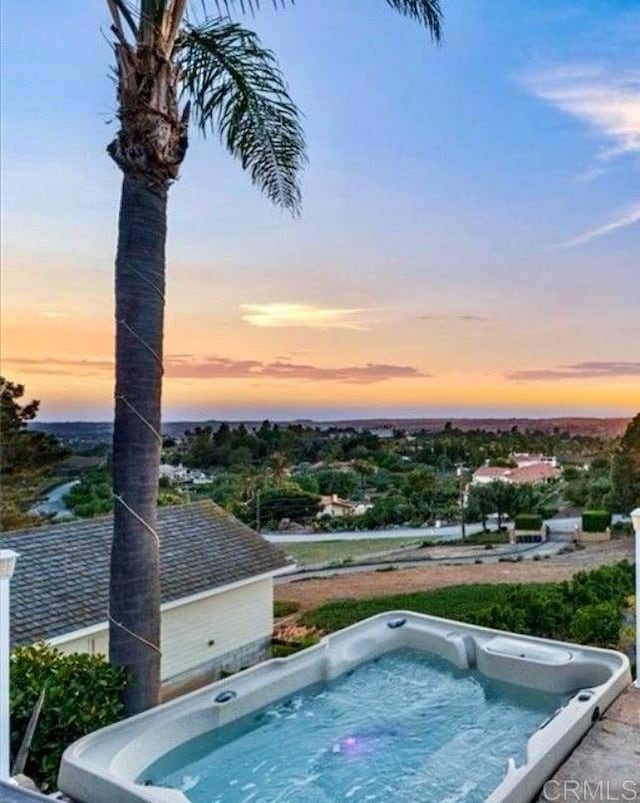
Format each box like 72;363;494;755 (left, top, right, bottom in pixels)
105;0;442;715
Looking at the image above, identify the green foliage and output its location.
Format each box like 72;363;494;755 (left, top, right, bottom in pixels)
0;377;68;530
568;602;622;647
179;18;306;213
274;600;300;617
610;413;640;512
66;469;112;517
581;509;612;533
302;585;524;633
514;513;543;531
10;644;127;790
302;562;633;650
257;485;320;526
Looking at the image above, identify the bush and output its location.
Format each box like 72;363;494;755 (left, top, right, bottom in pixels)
514;513;543;531
273;600;300;618
569;602;623;647
10;644;127;790
301;562;633;650
582;510;612;533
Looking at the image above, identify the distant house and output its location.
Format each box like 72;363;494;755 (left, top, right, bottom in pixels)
3;501;289;695
159;463;212;486
318;494;356;518
472;462;560;486
511;452;558;468
317;495;372;518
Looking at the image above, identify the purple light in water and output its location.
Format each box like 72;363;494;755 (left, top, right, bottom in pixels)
338;736;362;755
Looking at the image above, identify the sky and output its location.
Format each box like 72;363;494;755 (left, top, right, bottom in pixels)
1;0;639;421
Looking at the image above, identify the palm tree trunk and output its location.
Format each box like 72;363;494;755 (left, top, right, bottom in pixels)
109;175;167;715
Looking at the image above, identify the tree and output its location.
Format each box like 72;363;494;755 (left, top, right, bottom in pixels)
257;485;320;527
104;0;443;714
610;413;640;512
0;378;65;475
466;483;494;530
0;378;67;530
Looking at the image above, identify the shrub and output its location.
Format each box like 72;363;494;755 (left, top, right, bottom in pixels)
273;600;300;618
514;513;543;531
10;643;127;790
581;510;612;533
569;602;623;647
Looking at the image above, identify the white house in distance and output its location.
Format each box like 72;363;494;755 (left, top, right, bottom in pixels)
159;463;212;486
318;495;373;518
472;452;560;486
4;501;289;697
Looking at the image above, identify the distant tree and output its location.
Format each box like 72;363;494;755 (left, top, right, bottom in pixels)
466;484;495;530
257;485;320;527
0;377;66;475
314;469;359;499
610;413;640;512
1;378;67;530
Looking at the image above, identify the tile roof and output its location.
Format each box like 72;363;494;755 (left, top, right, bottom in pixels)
1;501;289;647
473;464;560;483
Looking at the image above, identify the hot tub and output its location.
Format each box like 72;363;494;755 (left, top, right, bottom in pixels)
58;612;630;803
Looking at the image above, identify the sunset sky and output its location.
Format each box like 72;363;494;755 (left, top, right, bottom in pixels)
1;0;639;420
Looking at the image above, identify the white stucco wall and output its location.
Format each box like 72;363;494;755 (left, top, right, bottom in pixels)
53;576;274;680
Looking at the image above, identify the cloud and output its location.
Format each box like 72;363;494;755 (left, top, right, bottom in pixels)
555;200;640;248
2;357;113;376
417;314;489;322
240;303;371;331
166;356;428;384
524;66;640;163
6;355;428;384
507;361;640;381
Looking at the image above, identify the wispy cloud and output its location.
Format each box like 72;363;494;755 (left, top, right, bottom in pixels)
524;65;640;163
3;357;112;376
417;314;489;322
6;355;429;384
507;361;640;381
555;201;640;248
166;356;428;384
240;303;371;331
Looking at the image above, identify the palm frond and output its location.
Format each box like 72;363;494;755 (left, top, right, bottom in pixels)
179;18;306;213
210;0;442;41
212;0;289;15
384;0;442;41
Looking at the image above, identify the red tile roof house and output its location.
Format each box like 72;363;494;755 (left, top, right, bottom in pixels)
472;463;561;485
3;501;290;699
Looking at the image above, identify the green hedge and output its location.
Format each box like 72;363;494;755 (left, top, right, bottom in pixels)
10;644;128;790
514;513;543;531
302;561;634;651
582;509;612;533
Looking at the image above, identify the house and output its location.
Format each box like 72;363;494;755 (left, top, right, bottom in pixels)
159;463;212;486
511;452;558;468
159;462;190;483
3;500;289;696
472;462;560;486
318;494;356;517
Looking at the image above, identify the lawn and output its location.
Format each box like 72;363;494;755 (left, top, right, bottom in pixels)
283;537;426;567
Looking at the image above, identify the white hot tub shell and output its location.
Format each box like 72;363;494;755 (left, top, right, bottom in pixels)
58;612;631;803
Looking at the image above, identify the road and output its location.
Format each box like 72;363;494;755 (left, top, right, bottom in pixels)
264;522;486;544
263;517;583;544
29;480;79;519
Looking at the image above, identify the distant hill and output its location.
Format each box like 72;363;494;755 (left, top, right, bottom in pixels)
31;416;630;447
